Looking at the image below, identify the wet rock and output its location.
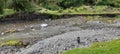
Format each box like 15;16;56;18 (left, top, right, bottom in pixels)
1;32;5;35
40;23;48;28
30;26;34;29
114;22;120;27
86;21;104;25
17;29;23;31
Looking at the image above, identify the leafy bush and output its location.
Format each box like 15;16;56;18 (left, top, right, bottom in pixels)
44;4;61;10
0;0;120;15
97;0;120;7
57;0;84;9
7;0;34;12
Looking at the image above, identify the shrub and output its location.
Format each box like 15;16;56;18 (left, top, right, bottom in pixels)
57;0;84;9
97;0;120;7
8;0;34;12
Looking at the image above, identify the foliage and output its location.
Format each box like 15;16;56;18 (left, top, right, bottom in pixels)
83;0;97;5
61;6;120;14
6;0;34;12
98;0;120;7
57;0;84;9
38;0;61;10
62;39;120;54
0;9;15;18
3;9;15;15
37;0;120;10
0;40;23;46
0;0;120;17
0;0;120;12
0;0;4;14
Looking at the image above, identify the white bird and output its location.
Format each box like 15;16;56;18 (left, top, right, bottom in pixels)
40;23;48;28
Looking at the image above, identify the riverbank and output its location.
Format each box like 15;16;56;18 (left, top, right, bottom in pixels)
16;24;120;54
0;12;120;23
0;6;120;23
0;16;120;54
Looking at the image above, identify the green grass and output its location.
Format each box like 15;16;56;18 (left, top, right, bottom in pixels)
62;39;120;54
60;6;120;14
0;40;23;46
0;6;120;18
36;6;120;15
0;9;15;18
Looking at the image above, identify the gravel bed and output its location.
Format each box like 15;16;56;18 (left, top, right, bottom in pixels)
0;17;120;54
16;28;120;54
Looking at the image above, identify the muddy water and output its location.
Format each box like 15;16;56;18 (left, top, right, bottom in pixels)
0;17;119;42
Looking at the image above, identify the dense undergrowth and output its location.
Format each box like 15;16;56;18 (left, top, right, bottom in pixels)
62;39;120;54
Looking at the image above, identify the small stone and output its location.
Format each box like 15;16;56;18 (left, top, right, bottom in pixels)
63;48;67;50
1;32;5;35
40;23;48;28
25;25;27;28
32;29;35;31
30;26;34;29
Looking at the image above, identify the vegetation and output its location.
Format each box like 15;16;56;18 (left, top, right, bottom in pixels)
38;0;120;9
62;39;120;54
0;9;15;17
9;0;34;12
0;0;120;53
0;40;29;47
0;0;120;18
0;0;4;14
0;40;23;46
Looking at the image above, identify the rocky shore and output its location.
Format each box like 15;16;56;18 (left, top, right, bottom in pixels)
0;16;120;54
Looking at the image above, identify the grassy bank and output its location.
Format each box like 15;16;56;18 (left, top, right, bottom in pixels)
0;6;120;19
37;6;120;15
62;39;120;54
